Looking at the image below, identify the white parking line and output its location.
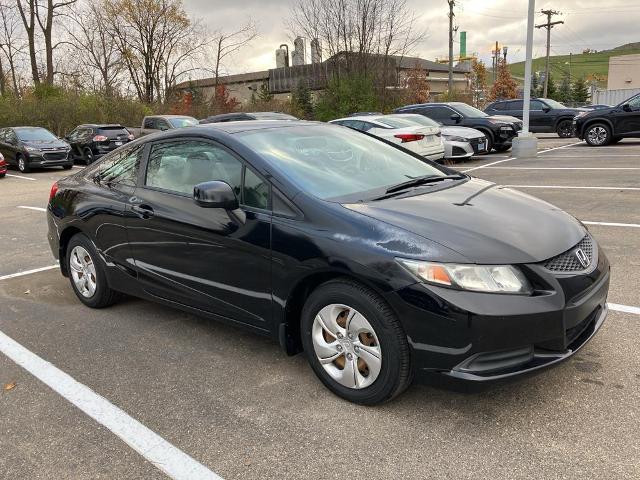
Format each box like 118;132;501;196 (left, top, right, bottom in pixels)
0;265;59;281
535;155;640;158
0;330;222;480
484;167;640;170
18;206;47;212
505;185;640;191
608;303;640;315
583;221;640;228
6;173;36;181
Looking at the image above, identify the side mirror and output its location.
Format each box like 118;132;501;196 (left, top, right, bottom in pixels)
450;113;462;123
542;106;551;113
622;103;632;112
193;181;239;210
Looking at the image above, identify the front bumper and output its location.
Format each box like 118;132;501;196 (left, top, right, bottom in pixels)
444;138;487;159
387;248;610;385
28;152;72;167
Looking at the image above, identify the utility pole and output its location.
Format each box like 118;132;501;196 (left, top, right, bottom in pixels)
447;0;455;94
493;41;499;82
536;9;563;97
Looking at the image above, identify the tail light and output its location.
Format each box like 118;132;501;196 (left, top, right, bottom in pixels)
49;182;58;202
93;135;108;142
128;134;135;140
394;133;425;143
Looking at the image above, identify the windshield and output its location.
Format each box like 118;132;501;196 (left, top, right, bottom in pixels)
15;127;58;141
540;98;566;109
251;112;298;120
390;114;440;128
451;103;489;118
237;124;446;201
167;117;198;128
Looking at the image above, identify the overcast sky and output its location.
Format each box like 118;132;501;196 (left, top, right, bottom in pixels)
185;0;640;75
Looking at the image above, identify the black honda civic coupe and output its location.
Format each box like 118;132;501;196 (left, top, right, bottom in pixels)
47;121;609;404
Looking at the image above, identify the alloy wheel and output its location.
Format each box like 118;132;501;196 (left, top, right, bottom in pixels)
69;246;97;298
587;126;608;145
18;157;25;172
311;303;382;389
557;120;573;138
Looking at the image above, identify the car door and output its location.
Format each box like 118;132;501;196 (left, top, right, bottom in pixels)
615;95;640;135
531;100;554;132
421;106;459;126
126;137;272;329
81;143;143;269
4;129;20;164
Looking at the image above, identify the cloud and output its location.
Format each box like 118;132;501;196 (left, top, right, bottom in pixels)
183;0;640;74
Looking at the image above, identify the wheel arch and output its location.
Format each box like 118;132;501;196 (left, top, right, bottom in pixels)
553;116;575;129
58;226;85;277
278;269;393;356
581;117;614;136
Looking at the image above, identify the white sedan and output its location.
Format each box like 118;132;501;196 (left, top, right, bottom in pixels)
392;113;488;160
329;115;445;161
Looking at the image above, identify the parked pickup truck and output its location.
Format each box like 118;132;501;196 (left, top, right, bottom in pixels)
128;115;198;138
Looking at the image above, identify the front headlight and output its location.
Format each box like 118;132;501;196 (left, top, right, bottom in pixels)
24;145;40;152
396;259;532;294
574;111;588;119
499;125;514;131
443;135;467;142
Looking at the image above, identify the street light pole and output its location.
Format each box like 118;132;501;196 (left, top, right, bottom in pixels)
513;0;538;157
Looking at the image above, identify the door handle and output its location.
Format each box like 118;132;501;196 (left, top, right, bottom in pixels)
132;204;154;219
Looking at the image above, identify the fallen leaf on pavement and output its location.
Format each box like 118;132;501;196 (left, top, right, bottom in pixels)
3;382;16;391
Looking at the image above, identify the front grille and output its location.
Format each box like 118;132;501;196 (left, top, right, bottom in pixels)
452;146;467;156
543;235;594;272
43;152;68;161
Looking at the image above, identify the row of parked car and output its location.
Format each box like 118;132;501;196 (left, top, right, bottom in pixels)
2;92;639;174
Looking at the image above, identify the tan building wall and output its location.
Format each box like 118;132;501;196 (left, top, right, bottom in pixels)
607;54;640;90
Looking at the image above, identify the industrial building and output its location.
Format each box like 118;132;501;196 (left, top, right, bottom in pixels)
174;38;471;104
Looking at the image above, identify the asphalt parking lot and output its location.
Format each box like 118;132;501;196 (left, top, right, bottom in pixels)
1;136;639;480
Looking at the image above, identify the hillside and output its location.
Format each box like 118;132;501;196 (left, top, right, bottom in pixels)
507;44;640;87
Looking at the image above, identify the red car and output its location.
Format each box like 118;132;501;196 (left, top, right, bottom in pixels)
0;153;7;178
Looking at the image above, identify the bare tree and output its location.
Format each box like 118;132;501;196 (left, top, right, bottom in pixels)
104;0;212;103
0;1;24;94
15;0;39;84
66;2;121;94
208;20;257;85
35;0;77;84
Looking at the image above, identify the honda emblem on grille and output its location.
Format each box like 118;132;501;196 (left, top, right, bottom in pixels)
575;248;590;268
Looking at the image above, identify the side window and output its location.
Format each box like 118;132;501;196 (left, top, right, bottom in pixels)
422;107;453;121
6;129;18;144
156;119;170;131
626;95;640;110
95;144;143;187
0;128;6;142
491;102;505;111
243;168;270;210
67;128;79;141
145;140;242;197
359;122;376;131
510;100;524;110
143;118;154;129
530;100;545;110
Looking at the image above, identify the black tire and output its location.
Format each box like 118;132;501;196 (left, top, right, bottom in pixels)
62;163;73;170
478;131;493;153
584;123;611;147
556;119;574;138
66;233;121;308
300;279;412;405
16;154;30;173
83;148;95;165
0;173;5;178
494;144;511;152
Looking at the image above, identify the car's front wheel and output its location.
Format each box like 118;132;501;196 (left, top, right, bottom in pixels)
585;123;611;146
301;279;412;405
16;154;30;173
494;144;511;152
83;148;95;165
556;119;574;138
66;233;121;308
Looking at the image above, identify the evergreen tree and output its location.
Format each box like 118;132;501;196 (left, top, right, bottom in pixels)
531;73;540;97
292;80;313;119
545;72;558;100
572;77;590;103
257;82;273;102
558;75;572;103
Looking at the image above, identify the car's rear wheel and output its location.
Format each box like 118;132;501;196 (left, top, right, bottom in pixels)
16;154;30;173
66;233;121;308
556;119;574;138
301;279;412;405
83;148;95;165
62;164;73;170
584;123;611;146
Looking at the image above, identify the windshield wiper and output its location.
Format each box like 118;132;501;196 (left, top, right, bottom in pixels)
384;174;465;194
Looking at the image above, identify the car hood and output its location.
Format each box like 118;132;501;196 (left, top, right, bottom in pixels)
487;115;522;124
344;177;585;264
23;139;69;149
440;126;485;138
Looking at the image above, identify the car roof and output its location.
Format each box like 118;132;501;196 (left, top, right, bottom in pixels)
12;126;51;130
193;119;323;134
79;124;125;128
332;115;386;123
